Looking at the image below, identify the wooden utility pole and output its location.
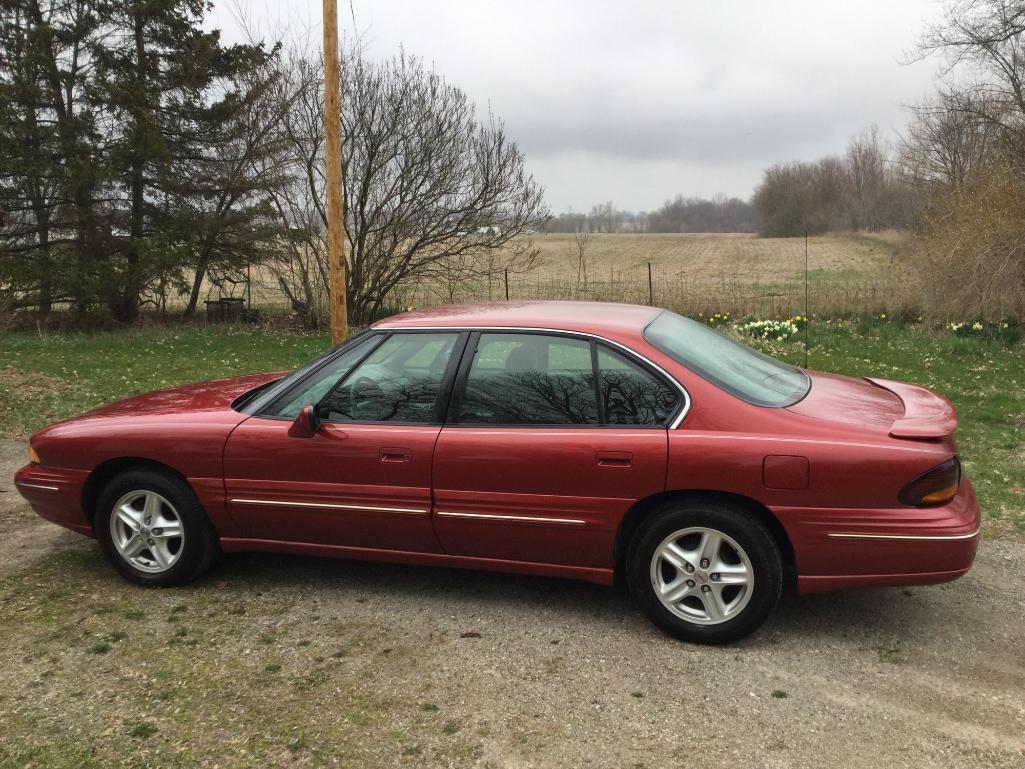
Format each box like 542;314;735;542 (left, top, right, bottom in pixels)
323;0;347;343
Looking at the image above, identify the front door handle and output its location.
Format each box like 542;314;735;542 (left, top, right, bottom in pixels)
380;447;412;463
596;450;632;468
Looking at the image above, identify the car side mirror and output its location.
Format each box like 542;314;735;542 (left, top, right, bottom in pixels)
288;403;320;438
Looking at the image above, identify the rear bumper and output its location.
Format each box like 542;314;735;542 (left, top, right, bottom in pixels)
774;477;981;594
13;463;94;537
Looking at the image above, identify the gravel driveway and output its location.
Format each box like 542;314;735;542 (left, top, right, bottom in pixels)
2;439;1024;768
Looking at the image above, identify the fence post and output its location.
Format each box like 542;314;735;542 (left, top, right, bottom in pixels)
504;267;510;301
647;262;654;305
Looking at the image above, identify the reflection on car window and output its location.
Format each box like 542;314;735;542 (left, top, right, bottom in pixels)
319;333;458;423
597;346;679;425
458;334;599;424
262;335;379;418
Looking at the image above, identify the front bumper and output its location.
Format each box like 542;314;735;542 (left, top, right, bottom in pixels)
774;477;981;594
13;463;93;537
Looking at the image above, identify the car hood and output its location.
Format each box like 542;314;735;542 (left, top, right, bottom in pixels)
786;370;958;439
80;371;284;419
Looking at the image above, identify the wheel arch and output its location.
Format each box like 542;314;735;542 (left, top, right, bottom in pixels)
81;457;192;524
614;489;796;581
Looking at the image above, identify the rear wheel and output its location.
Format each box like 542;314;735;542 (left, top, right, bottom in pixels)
95;469;219;586
627;500;782;644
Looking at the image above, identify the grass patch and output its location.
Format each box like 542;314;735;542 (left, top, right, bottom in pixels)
0;325;329;437
0;548;435;768
125;720;158;739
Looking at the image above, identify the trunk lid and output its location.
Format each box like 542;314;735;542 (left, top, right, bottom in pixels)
786;371;958;439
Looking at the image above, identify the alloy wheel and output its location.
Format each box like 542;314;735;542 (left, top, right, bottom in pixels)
109;490;185;573
649;526;754;625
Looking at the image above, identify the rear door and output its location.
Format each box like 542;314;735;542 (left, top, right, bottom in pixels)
224;331;466;551
431;332;682;568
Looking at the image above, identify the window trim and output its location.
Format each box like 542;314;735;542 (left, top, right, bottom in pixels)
443;328;688;429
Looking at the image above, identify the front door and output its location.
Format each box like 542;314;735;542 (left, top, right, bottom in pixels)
431;332;682;568
224;331;465;551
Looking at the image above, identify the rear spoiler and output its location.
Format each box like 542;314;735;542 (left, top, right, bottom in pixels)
866;377;958;439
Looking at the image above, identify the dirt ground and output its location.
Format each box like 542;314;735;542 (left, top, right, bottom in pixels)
1;438;1024;769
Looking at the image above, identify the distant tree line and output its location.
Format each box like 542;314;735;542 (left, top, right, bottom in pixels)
544;195;757;234
752;127;913;237
647;194;757;233
0;1;546;326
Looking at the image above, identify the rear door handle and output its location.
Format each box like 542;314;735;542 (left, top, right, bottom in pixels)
380;447;412;463
596;450;632;468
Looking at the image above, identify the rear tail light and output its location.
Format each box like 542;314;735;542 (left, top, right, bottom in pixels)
899;457;961;507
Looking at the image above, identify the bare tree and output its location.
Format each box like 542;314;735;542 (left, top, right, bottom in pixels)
179;49;298;317
905;0;1025;316
900;89;1001;189
588;201;617;233
565;226;593;289
914;0;1025;167
270;48;548;326
753;156;850;236
844;126;891;230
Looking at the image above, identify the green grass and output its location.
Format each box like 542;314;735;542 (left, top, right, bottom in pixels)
1;319;1022;530
0;324;330;437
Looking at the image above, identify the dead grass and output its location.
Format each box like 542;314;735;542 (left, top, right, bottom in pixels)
189;231;910;320
0;548;488;769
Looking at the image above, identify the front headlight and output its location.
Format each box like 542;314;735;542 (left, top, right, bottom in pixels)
28;444;40;464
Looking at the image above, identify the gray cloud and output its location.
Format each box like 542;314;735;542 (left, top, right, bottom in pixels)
210;0;944;210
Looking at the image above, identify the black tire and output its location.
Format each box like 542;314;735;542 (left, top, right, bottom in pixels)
94;468;219;587
626;500;782;644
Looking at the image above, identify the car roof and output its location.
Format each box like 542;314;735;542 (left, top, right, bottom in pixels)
372;301;663;337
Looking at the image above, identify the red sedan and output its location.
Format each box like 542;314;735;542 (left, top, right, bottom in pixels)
14;302;979;643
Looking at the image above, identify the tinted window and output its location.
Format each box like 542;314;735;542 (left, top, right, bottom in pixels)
319;333;458;423
644;311;809;407
457;334;599;425
597;346;679;425
262;335;380;418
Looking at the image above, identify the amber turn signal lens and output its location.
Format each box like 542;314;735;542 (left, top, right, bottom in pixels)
898;458;961;507
919;484;960;505
28;445;40;464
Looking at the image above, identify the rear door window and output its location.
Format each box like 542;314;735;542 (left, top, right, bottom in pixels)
456;333;599;425
597;346;680;425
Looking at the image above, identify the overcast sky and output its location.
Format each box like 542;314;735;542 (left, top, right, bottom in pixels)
211;0;946;213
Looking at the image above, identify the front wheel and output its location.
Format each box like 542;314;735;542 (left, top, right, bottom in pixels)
95;469;219;586
627;501;782;644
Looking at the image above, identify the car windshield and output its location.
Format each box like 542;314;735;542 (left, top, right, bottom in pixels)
644;311;810;407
